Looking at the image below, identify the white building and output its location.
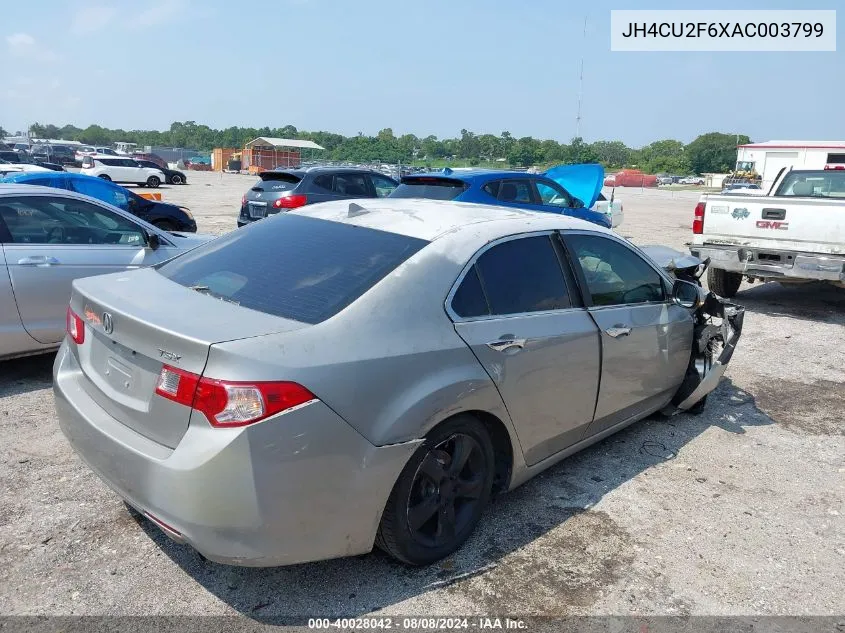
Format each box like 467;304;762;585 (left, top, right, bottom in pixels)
736;140;845;189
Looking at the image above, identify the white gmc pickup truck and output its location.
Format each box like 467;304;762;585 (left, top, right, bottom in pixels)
690;168;845;297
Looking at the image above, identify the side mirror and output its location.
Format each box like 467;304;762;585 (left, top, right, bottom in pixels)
146;232;160;251
672;279;702;309
572;198;585;209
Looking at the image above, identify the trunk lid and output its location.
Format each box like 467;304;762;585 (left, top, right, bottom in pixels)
701;194;845;254
69;268;308;448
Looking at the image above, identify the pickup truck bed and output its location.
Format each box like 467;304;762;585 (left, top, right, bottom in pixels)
690;171;845;297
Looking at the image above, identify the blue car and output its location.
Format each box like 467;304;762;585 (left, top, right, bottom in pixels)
389;163;611;228
0;171;197;232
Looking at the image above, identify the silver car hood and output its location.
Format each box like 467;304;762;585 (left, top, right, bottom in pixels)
165;231;216;249
640;244;703;272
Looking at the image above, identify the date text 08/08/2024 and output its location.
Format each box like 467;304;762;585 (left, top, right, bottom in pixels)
308;618;528;630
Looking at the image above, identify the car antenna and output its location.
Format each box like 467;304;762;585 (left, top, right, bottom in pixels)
348;202;368;217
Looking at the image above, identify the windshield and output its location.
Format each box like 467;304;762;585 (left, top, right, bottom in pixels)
774;171;845;198
736;161;754;171
389;177;468;200
157;213;428;324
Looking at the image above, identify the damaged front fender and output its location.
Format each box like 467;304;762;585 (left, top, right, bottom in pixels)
671;293;746;412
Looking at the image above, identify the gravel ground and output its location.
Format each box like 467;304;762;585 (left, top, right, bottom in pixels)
0;173;843;619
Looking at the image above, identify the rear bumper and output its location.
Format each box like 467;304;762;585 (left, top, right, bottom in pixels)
691;245;845;282
53;343;420;566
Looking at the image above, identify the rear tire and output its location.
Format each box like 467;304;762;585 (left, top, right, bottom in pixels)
707;268;742;298
98;174;111;181
146;176;161;188
376;415;494;566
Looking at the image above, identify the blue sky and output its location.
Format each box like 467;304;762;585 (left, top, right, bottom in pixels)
1;0;842;147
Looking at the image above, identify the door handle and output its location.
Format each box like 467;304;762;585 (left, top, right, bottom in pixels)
486;338;526;352
17;256;60;266
605;326;632;338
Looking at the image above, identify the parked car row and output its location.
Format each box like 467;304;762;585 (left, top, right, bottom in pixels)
0;150;64;174
238;164;623;229
657;175;705;186
1;172;196;232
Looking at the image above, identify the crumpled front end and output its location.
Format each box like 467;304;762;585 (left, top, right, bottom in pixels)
671;293;745;412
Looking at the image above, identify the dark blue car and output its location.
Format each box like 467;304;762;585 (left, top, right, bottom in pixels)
0;172;196;232
388;164;611;228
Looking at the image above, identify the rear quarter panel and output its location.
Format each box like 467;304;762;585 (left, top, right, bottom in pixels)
203;236;522;452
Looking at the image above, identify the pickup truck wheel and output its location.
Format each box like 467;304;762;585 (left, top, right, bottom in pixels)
707;268;742;298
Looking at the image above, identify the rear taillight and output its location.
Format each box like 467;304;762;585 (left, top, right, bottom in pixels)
66;307;85;344
273;194;307;209
693;202;705;234
154;365;315;428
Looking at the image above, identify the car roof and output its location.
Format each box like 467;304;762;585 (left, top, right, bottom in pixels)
2;172;122;185
404;169;536;183
291;197;610;242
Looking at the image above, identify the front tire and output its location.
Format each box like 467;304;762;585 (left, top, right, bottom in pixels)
146;176;161;188
170;174;183;185
98;174;111;181
707;267;742;298
376;415;494;566
153;220;176;231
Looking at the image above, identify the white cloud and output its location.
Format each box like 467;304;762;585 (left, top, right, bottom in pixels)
6;33;35;53
5;32;59;62
71;5;118;34
134;0;188;28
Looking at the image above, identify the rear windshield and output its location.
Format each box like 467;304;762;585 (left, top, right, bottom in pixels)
389;177;468;200
774;171;845;198
157;213;428;324
254;172;302;191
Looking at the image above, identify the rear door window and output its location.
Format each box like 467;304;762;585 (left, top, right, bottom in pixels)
496;180;534;204
258;171;301;192
470;235;571;316
389;177;468;200
334;173;370;196
312;174;334;191
157;214;428;324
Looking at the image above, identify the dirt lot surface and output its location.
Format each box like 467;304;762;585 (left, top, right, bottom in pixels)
1;173;843;619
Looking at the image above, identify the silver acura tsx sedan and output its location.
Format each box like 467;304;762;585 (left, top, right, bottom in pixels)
53;198;744;567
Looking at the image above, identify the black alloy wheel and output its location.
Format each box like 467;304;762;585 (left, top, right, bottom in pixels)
376;415;494;565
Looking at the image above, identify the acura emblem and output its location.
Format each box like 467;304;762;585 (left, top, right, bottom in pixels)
102;312;114;335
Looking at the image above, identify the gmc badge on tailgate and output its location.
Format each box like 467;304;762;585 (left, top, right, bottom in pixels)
756;220;789;230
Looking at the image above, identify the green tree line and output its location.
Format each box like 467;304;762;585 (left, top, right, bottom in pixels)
10;122;749;174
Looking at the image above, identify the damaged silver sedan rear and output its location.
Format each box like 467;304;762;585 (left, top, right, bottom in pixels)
54;199;744;567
